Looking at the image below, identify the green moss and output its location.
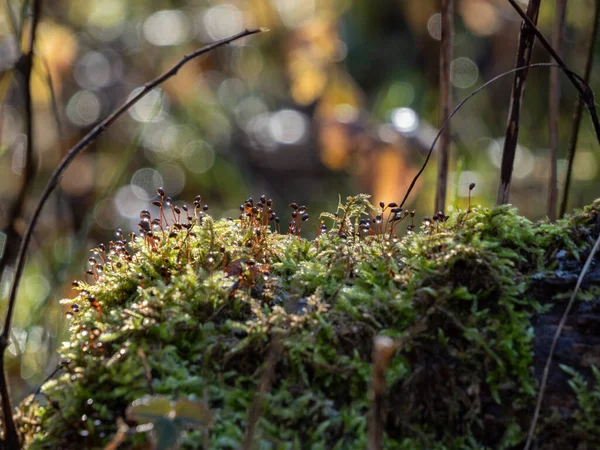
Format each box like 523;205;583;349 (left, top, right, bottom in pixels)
17;196;600;449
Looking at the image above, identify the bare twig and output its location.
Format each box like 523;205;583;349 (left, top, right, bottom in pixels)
547;0;567;221
103;417;129;450
241;337;282;450
496;0;542;205
560;0;600;217
523;232;600;450
0;28;265;449
399;62;593;209
435;0;453;214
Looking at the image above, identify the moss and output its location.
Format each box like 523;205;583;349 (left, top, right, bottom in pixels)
17;196;600;449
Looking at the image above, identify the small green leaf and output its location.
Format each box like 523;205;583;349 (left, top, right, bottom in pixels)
173;399;212;427
127;396;173;423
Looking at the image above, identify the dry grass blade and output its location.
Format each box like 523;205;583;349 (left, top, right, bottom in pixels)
497;0;542;205
435;0;453;214
523;232;600;450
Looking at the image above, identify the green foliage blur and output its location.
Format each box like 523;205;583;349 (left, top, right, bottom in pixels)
0;0;598;399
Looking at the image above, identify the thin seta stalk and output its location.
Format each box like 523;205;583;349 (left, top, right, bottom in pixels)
435;0;453;214
496;0;542;205
0;27;266;449
560;0;600;217
547;0;567;221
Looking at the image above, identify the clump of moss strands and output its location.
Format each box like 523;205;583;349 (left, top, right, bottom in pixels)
16;192;600;449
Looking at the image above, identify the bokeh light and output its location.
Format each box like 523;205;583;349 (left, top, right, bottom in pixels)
391;108;419;135
127;87;168;123
66;90;102;126
427;13;442;41
183;140;216;174
130;168;164;200
143;10;192;46
201;4;244;41
269;109;309;145
450;57;479;89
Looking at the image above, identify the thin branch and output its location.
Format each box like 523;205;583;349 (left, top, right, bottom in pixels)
496;0;542;205
560;0;600;217
547;0;567;221
435;0;453;214
399;63;593;209
0;2;42;447
0;27;265;448
506;0;600;144
523;232;600;450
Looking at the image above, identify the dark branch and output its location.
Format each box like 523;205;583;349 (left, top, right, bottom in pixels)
547;0;567;222
434;0;453;213
560;0;600;217
506;0;600;145
496;0;541;205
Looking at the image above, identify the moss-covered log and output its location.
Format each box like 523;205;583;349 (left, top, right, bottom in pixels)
16;195;600;449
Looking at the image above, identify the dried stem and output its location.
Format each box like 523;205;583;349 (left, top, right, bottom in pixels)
560;0;600;217
0;27;264;449
435;0;453;214
368;336;396;450
497;0;542;205
523;232;600;450
547;0;567;221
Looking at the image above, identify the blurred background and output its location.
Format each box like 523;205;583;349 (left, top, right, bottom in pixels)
0;0;599;398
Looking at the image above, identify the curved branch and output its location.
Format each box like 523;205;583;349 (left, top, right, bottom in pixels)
0;27;265;448
399;63;593;209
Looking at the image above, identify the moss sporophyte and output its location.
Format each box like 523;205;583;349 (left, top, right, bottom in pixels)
16;192;600;449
